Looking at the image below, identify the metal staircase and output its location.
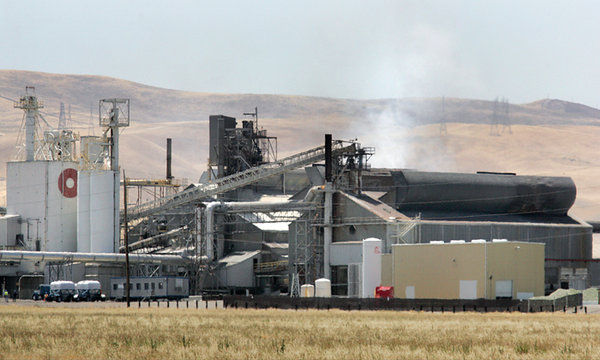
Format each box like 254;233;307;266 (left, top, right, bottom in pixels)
123;140;355;223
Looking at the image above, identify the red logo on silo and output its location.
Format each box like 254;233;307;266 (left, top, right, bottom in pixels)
58;168;77;198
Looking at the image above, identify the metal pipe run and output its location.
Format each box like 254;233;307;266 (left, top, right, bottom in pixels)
204;200;317;260
0;250;188;265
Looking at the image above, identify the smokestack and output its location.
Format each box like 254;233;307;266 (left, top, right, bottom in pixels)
166;138;173;181
325;134;332;182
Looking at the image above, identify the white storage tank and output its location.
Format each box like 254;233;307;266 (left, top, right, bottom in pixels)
77;170;117;253
362;238;382;298
300;284;314;297
7;161;78;252
314;278;331;298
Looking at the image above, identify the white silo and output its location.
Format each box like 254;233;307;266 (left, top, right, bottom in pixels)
361;238;382;298
7;161;78;252
77;169;118;253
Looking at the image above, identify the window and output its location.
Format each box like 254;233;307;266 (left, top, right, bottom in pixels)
136;283;141;290
144;283;149;290
129;283;133;290
331;265;348;296
158;282;164;290
113;284;118;290
151;282;155;290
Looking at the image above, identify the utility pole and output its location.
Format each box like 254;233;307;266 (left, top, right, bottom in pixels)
123;169;130;308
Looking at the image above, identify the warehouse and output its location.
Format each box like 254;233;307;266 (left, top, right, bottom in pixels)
382;240;545;300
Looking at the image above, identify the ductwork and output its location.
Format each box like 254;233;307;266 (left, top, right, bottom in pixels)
203;199;317;260
0;250;188;265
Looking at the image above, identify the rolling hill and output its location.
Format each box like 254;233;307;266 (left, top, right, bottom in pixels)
0;70;599;220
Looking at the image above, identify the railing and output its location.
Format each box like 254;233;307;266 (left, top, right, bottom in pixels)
254;261;288;273
122;141;354;222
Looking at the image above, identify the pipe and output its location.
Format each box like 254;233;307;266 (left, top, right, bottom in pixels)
0;250;187;265
203;200;317;260
166;138;173;181
205;202;221;261
323;183;333;280
120;226;185;253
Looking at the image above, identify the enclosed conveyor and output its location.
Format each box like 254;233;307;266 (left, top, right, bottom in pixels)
392;170;576;215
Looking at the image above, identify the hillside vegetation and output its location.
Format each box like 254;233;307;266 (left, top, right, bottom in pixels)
0;70;599;219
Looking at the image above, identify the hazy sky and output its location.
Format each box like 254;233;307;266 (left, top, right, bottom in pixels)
1;1;599;106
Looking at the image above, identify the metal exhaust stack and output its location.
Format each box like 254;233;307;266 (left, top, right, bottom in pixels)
323;134;333;280
166;138;173;181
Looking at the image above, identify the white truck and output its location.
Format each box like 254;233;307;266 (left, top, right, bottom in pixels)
73;280;106;302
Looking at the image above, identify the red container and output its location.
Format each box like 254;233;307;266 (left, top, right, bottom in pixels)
375;286;394;299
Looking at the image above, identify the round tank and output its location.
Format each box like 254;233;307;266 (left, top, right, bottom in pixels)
314;278;331;298
77;170;116;253
362;238;382;298
300;284;314;297
7;161;78;252
392;170;576;215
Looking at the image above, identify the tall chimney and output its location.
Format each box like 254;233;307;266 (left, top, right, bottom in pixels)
325;134;332;182
166;138;173;181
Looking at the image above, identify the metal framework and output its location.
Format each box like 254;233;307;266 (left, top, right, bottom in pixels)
123;141;356;223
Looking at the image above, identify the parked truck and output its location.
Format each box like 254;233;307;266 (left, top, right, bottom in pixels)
46;281;76;302
73;280;106;302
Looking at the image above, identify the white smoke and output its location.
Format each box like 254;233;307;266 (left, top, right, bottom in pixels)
345;23;476;171
356;104;413;169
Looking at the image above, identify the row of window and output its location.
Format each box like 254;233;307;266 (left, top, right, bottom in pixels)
113;282;164;291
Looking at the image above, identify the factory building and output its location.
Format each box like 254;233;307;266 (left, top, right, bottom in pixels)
290;168;593;293
327;238;544;300
383;241;545;300
0;88;593;300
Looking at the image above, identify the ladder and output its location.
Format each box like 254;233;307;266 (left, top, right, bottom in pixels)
123;140;355;222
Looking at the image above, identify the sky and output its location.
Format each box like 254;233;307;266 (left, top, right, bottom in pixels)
1;0;600;107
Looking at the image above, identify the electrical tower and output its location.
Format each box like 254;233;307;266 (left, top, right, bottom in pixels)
501;98;512;134
439;96;448;135
490;97;511;136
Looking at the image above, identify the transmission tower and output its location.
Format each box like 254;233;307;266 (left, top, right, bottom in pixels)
491;97;512;136
501;98;512;134
439;96;448;135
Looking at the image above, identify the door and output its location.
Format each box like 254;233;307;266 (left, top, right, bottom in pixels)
495;280;513;299
459;280;478;299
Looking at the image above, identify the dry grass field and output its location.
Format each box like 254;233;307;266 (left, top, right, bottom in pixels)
0;306;598;359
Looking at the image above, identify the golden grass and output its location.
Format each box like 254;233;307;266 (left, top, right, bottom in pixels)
0;306;598;359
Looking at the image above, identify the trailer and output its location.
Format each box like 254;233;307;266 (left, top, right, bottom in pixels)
110;276;188;300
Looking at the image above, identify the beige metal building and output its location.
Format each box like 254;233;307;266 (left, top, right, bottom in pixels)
381;240;544;300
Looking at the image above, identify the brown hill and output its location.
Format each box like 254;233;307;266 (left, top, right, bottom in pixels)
0;70;599;220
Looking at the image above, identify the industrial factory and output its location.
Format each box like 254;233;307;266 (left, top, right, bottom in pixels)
0;87;595;301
